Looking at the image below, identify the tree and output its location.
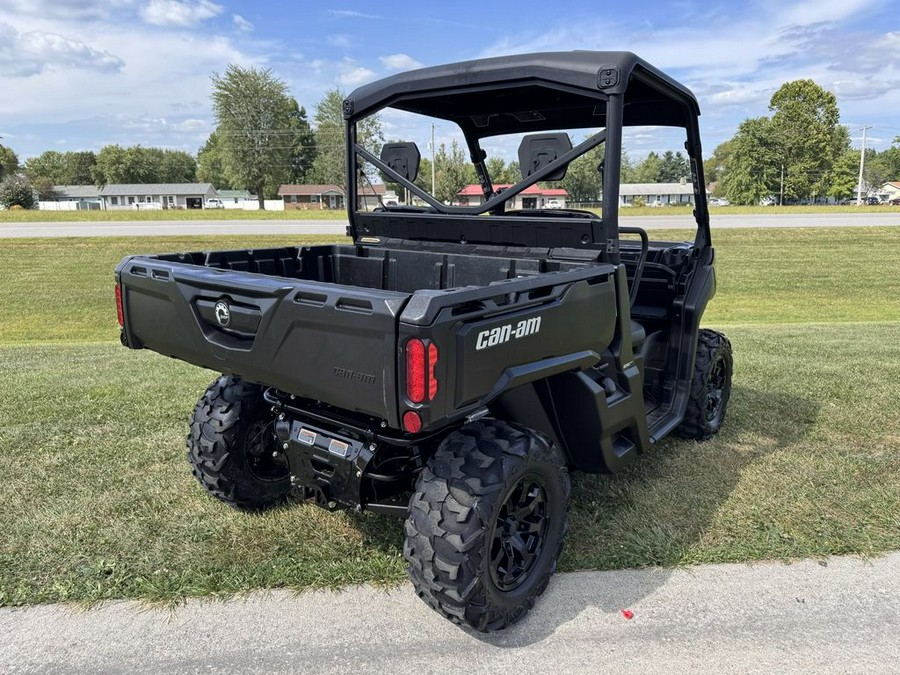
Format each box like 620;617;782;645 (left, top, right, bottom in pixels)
286;99;316;184
196;132;233;189
658;150;690;182
721;117;780;205
559;145;603;202
92;145;196;185
433;140;475;204
0;174;36;209
704;141;734;197
484;156;521;185
632;152;662;183
768;79;842;202
0;144;19;181
309;88;383;191
211;65;297;208
826;149;860;200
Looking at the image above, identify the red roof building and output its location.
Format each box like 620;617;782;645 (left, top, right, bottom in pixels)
457;184;568;209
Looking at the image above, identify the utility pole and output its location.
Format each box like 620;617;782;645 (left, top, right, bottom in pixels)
779;164;784;206
431;123;436;196
856;125;872;206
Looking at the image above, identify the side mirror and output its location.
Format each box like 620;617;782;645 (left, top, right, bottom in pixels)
380;142;421;182
518;133;572;181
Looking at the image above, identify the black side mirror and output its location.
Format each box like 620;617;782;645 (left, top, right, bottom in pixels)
518;133;573;181
380;142;421;182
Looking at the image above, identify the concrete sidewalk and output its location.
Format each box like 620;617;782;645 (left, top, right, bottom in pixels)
2;552;898;674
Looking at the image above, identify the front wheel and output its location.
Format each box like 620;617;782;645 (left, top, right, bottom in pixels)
676;329;733;440
404;419;570;631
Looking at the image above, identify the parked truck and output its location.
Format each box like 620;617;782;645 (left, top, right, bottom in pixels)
115;51;732;631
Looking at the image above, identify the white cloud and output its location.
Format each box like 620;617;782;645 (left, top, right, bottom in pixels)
0;21;124;76
327;9;382;19
336;59;376;86
326;34;353;48
140;0;222;27
379;53;423;70
0;0;135;20
232;13;252;32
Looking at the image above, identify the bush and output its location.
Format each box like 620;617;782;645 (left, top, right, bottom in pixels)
0;174;36;210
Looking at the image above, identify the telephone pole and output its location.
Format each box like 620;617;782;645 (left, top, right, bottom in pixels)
431;123;436;196
856;125;872;206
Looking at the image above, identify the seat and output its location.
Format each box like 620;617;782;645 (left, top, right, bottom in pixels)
630;320;646;348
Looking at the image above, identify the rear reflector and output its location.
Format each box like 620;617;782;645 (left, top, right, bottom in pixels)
428;343;438;401
115;285;124;327
402;410;422;433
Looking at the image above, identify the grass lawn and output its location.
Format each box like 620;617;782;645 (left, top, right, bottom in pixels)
0;227;898;605
3;204;900;223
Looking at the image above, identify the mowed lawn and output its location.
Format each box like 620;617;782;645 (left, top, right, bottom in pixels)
0;227;898;605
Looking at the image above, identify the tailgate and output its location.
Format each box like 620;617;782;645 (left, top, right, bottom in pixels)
116;257;408;424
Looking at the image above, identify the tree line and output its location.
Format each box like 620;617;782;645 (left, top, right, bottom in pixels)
4;68;898;210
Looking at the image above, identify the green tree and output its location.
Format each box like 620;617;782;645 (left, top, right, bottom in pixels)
633;152;662;182
0;174;36;209
196;132;233;189
433;140;475;204
0;144;19;181
769;79;842;202
722;117;780;205
704;141;734;197
559;145;603;202
309;88;383;190
287;99;316;184
92;145;196;185
211;65;296;208
658;150;690;182
826;149;860;200
484;156;522;184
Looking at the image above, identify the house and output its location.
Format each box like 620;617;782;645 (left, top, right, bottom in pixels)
457;184;568;209
278;183;387;211
100;183;217;210
619;181;701;206
878;181;900;202
216;189;257;208
40;185;102;211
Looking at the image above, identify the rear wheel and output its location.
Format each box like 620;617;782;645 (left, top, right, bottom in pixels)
186;375;290;510
677;329;733;440
404;419;570;631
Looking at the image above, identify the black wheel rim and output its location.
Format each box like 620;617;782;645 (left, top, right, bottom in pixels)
490;475;549;592
245;420;289;482
705;357;728;423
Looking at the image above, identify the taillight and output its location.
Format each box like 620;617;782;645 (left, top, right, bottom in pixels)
405;338;438;404
115;285;124;327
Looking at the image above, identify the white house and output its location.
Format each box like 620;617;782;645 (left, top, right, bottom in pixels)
100;183;217;210
878;181;900;202
619;181;702;206
216;189;257;209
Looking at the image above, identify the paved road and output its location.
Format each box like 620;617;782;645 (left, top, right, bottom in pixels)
1;212;898;238
2;552;897;674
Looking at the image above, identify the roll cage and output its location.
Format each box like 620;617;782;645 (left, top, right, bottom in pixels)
343;50;711;252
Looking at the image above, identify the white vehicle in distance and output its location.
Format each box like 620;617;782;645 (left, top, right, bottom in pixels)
205;198;225;209
543;198;562;209
709;198;730;207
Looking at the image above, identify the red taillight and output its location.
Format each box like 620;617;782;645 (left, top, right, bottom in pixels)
115;285;124;327
405;338;439;404
402;410;423;433
406;338;426;403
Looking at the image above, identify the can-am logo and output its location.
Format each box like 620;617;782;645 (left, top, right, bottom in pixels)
475;317;542;351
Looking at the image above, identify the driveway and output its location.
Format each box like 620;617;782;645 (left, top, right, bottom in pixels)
2;552;897;674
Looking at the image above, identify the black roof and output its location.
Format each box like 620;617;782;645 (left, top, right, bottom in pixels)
346;51;700;137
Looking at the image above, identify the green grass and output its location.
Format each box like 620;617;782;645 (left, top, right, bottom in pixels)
3;204;900;223
0;226;898;605
0;209;348;223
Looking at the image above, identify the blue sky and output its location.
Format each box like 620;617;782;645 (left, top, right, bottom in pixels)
0;0;898;162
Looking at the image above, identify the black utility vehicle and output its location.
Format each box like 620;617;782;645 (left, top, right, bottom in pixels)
115;51;732;631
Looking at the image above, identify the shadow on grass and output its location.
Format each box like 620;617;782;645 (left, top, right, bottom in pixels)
468;384;820;646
